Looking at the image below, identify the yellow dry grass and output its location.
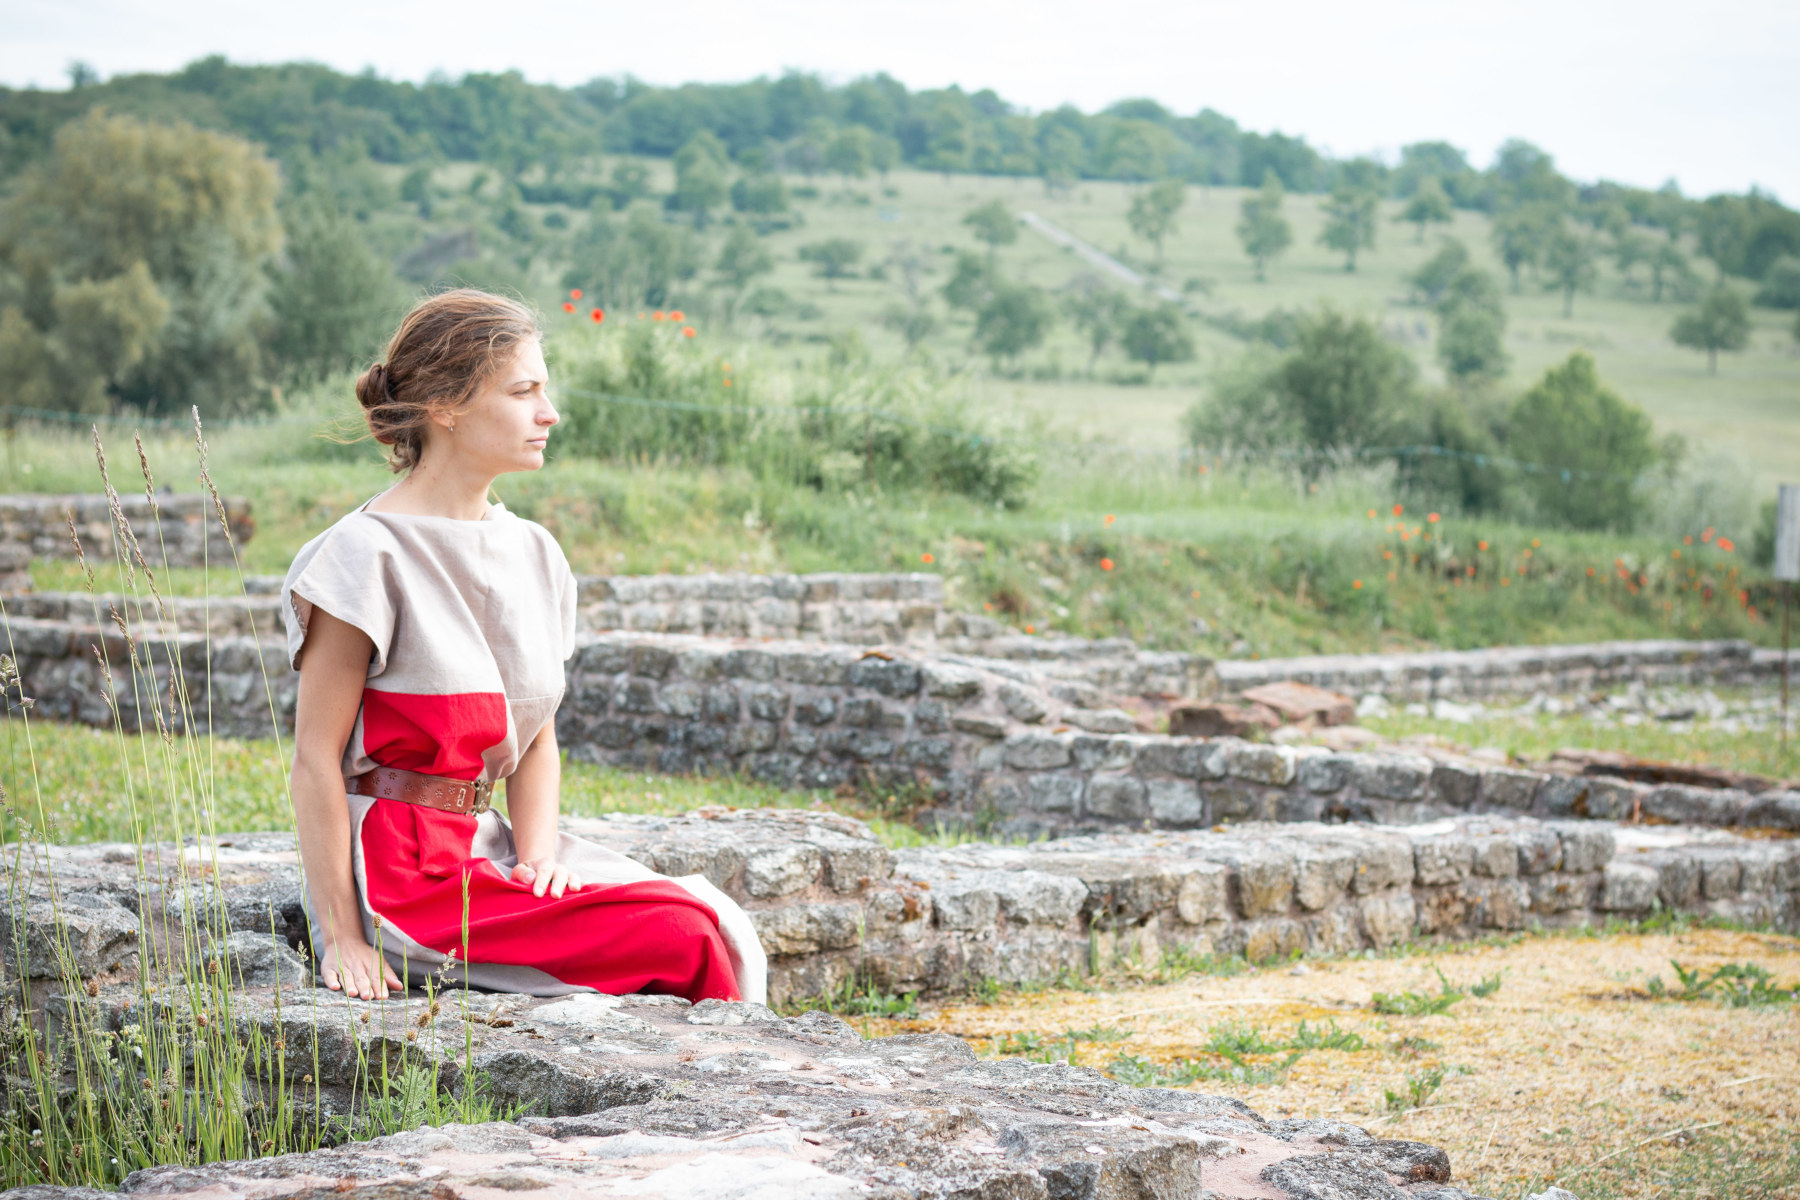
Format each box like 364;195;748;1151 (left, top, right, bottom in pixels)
864;928;1800;1199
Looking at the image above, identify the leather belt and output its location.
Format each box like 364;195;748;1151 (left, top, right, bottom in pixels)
347;765;495;815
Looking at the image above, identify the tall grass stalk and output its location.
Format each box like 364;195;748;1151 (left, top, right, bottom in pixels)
0;419;497;1189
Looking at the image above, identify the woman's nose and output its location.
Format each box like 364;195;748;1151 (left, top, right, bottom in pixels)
539;398;559;426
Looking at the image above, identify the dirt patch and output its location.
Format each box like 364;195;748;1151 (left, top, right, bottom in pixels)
864;928;1800;1199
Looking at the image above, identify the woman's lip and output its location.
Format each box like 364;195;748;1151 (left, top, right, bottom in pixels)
526;438;548;447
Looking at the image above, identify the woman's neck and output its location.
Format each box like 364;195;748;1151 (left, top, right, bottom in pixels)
369;458;496;521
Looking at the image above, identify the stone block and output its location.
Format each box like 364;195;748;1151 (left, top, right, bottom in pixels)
850;657;921;697
921;663;982;700
1537;775;1639;821
840;698;886;727
1642;785;1749;826
575;642;631;675
1350;837;1414;894
720;648;777;681
675;646;728;681
742;844;824;898
1551;823;1614;873
1242;918;1307;963
1028;774;1086;814
806;832;893;892
990;871;1088;926
1351;755;1430;801
1072;735;1136;772
998;682;1049;724
1175;864;1229;925
1599;862;1660;912
1134;739;1225;780
1646;852;1699;908
1468;878;1530;930
1413;836;1475;885
793;695;836;725
1228;847;1295;918
627;644;674;679
1356;891;1416;948
1694;849;1742;899
1003;733;1072;770
1297;752;1353;794
1529;872;1595;913
1084;773;1145;819
1469;834;1519;878
749;902;863;956
778;651;849;686
1204;782;1267;823
702;684;739;722
744;686;789;721
1224;742;1297;786
1742;791;1800;830
898;738;953;770
1292;843;1356;910
1063;708;1136;734
1146;779;1202;825
612;677;657;714
1478;767;1543;811
1429;762;1480;810
728;724;777;754
1515;826;1563;875
952;714;1008;739
930;881;1000;931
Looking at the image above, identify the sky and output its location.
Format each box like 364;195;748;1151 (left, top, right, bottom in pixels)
6;0;1797;202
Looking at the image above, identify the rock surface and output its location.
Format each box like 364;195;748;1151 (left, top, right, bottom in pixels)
1;987;1503;1200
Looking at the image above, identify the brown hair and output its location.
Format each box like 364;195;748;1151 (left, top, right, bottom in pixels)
354;289;541;472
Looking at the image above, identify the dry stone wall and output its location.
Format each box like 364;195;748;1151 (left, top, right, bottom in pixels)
7;811;1794;1009
0;492;254;578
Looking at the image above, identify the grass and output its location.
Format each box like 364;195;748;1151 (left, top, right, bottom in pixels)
866;925;1800;1199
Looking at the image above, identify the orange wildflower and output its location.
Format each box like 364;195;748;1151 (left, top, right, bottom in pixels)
1477;540;1488;552
590;309;605;323
1352;580;1362;589
1717;537;1735;553
1427;512;1440;524
1104;514;1115;526
1367;509;1377;519
682;326;696;338
1024;624;1036;634
562;302;575;313
920;552;935;564
670;310;686;322
1100;558;1115;572
570;288;583;300
652;311;666;321
1393;504;1404;516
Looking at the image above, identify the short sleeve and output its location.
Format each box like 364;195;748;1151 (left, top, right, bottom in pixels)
280;519;401;677
557;546;578;662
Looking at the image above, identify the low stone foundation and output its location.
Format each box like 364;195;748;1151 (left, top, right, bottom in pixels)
9;811;1793;1007
0;491;254;577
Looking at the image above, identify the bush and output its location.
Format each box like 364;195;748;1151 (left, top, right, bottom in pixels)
552;322;1036;505
1506;352;1656;530
1754;255;1800;308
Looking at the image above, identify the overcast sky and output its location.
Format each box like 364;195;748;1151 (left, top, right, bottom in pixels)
7;0;1796;202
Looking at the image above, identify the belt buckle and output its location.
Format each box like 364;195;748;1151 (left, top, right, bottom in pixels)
471;779;495;814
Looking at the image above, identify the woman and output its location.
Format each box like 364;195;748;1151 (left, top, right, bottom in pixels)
283;288;765;1004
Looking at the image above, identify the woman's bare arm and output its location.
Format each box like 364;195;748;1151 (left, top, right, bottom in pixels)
504;721;581;899
291;607;402;999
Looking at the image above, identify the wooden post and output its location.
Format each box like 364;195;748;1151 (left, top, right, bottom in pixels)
1774;485;1800;759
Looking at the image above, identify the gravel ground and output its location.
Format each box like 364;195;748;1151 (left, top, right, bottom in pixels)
865;926;1800;1199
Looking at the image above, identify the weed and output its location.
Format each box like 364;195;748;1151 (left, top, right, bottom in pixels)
1285;1020;1367;1052
1384;1066;1447;1113
1665;960;1796;1006
1387;1035;1443;1058
1469;970;1504;998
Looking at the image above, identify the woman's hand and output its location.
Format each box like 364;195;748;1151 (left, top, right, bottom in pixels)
317;931;403;1000
511;857;583;899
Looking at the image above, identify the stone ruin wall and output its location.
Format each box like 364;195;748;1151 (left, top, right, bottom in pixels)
0;492;255;586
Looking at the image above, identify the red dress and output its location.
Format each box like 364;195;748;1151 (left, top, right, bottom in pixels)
282;498;762;1002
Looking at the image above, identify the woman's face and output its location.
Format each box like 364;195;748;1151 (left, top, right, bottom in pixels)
437;339;557;475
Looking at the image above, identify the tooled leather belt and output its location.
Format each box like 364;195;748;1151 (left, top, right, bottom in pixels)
346;765;496;815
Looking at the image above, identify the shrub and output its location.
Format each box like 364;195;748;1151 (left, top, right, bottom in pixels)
1506;352;1656;530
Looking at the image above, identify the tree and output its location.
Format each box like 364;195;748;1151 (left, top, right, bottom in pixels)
1647;241;1698;304
870;135;900;181
1127;179;1185;263
267;201;405;387
1409;239;1471;306
714;223;774;320
1120;304;1195;379
1670;285;1751;373
823;126;872;184
670;132;729;226
730;171;789;218
1437;303;1509;385
962;199;1018;257
1400;177;1453;242
1754;255;1800;308
1038;124;1084;195
1542;224;1598;317
798;238;863;289
1236;172;1292;281
564;202;701;309
0;109;281;414
1184;308;1418;462
941;250;997;312
1319;183;1379;271
880;303;939;353
974;283;1052;370
1507;352;1656;530
1490;205;1557;292
1062;276;1129;375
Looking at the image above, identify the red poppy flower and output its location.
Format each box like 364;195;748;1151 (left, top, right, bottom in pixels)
591;308;604;323
920;552;935;564
570;288;583;301
1367;509;1376;519
1478;540;1489;552
1426;513;1439;524
1717;537;1735;553
652;311;666;321
1352;580;1363;589
1024;624;1035;634
1392;503;1404;516
1103;514;1115;526
562;302;575;313
670;310;686;322
682;326;696;338
1100;558;1114;571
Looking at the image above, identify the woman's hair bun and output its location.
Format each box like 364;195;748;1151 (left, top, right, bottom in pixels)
355;362;392;414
